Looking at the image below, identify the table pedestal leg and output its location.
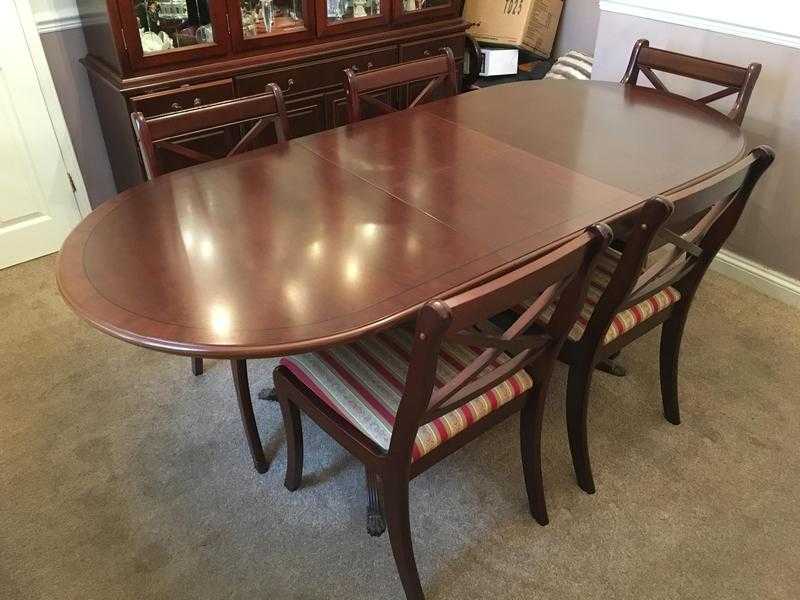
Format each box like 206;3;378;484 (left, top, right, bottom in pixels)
258;387;279;402
191;356;204;375
230;359;269;474
596;351;627;377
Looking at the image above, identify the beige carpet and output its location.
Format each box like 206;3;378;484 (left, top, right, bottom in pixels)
1;254;799;600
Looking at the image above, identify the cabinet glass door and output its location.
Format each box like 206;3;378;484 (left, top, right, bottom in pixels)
121;0;230;68
394;0;457;23
317;0;389;36
230;0;315;51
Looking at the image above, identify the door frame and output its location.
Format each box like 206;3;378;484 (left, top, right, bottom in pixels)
15;0;91;218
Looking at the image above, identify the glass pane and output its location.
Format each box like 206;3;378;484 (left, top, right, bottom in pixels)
135;0;214;55
400;0;449;13
240;1;305;39
326;0;381;23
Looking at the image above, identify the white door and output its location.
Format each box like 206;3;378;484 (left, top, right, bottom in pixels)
0;0;85;270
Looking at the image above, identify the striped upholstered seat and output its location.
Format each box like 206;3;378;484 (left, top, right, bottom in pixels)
279;328;534;462
545;50;594;80
533;248;681;345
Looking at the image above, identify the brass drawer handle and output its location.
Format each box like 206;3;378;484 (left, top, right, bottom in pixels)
280;78;295;93
170;98;200;110
423;49;432;57
351;62;374;73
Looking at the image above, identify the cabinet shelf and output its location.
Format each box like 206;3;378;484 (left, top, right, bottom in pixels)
78;0;466;191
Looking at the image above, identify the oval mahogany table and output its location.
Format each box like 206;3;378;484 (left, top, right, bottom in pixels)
57;80;745;473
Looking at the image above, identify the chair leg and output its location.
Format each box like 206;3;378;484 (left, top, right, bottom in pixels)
383;473;425;600
230;359;269;474
566;361;597;494
278;396;303;491
659;315;686;426
191;357;204;376
519;388;549;525
366;469;386;537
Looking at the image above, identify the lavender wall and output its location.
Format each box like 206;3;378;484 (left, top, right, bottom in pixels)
39;27;117;208
553;0;600;57
594;11;800;280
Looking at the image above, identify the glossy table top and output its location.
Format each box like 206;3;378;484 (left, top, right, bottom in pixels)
57;81;745;358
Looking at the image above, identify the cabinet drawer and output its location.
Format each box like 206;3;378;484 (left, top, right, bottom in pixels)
235;47;398;98
131;79;235;117
400;35;465;62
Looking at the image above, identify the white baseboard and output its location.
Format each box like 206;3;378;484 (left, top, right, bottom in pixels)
711;250;800;308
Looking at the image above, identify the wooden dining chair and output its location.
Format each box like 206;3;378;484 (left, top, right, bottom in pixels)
621;39;761;125
273;224;612;600
131;83;290;377
344;47;458;123
524;146;774;496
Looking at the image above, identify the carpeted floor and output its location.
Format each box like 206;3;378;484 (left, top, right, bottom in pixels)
1;253;799;600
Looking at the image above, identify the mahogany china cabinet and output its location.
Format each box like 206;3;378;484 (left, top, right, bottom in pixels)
77;0;467;191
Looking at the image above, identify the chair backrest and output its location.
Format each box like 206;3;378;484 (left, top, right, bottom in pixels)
344;47;459;123
621;39;761;125
131;83;290;180
388;223;613;456
581;146;775;347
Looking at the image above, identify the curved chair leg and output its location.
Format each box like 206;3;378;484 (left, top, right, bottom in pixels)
383;473;424;600
366;469;386;537
659;315;686;426
278;396;303;491
230;359;269;474
191;357;204;376
566;361;596;494
520;389;549;525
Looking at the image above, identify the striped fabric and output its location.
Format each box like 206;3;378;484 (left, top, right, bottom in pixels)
279;328;534;462
531;248;681;345
544;50;594;81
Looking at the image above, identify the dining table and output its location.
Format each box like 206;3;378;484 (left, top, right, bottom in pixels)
57;79;746;473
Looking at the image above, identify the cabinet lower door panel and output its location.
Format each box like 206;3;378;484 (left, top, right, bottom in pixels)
286;94;326;139
324;88;398;129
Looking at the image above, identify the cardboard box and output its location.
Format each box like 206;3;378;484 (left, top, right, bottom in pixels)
463;0;565;59
479;48;519;76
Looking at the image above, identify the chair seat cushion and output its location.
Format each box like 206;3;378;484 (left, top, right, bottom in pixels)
533;248;681;345
545;50;594;80
279;328;534;462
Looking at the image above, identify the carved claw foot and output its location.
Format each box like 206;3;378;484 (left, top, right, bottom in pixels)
367;512;387;537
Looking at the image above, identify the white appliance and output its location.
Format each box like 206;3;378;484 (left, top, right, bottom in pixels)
479;48;519;77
